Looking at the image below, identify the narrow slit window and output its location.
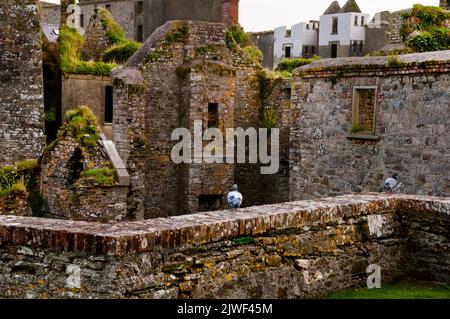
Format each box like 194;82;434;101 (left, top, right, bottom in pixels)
332;17;338;34
208;103;219;128
137;1;144;14
105;85;113;124
137;25;143;42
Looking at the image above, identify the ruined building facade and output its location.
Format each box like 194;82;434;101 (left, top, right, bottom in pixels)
290;52;450;200
76;0;239;42
0;0;45;165
113;20;290;218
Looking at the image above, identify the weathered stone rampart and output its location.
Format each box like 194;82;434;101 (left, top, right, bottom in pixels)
0;194;448;298
291;51;450;200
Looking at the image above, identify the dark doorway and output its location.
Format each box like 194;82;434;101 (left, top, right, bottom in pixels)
198;195;222;212
66;148;84;185
331;44;338;58
284;46;291;59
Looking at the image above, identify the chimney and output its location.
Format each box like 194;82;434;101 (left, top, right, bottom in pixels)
221;0;239;26
60;0;72;28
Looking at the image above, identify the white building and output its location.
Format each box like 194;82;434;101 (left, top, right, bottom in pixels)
273;20;319;69
319;0;369;58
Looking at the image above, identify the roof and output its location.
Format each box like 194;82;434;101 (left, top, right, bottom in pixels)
297;50;450;72
41;24;59;43
323;1;342;15
40;1;60;7
341;0;362;13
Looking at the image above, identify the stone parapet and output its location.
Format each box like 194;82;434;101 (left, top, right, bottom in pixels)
0;194;448;298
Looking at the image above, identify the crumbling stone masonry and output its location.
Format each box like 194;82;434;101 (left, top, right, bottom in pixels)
290;51;450;201
0;0;45;165
77;0;240;42
40;107;130;223
61;74;113;139
113;21;290;218
0;191;32;217
0;194;448;298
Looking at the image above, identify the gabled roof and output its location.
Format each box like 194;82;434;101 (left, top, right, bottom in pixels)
341;0;362;13
41;24;59;43
323;1;342;15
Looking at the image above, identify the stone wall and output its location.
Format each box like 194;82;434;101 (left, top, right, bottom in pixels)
235;77;291;207
0;0;45;165
290;51;450;201
40;1;61;26
251;31;274;69
41;135;128;223
80;9;116;61
0;194;448;298
78;0;239;42
62;74;113;139
0;191;32;217
114;21;288;218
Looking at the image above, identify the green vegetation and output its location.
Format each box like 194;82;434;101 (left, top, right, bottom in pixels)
58;106;100;147
351;124;368;133
261;108;278;130
233;237;256;246
59;26;117;76
327;283;450;299
144;24;189;64
81;167;116;186
226;25;252;50
387;53;404;67
276;56;320;74
256;70;282;129
401;4;450;52
102;41;141;63
45;111;57;122
226;25;263;64
243;45;263;64
95;8;127;45
0;160;38;197
59;8;140;76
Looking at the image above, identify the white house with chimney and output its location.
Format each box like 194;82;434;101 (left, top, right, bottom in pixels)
319;0;369;58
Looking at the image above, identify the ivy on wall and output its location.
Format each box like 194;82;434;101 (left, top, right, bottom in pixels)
401;4;450;52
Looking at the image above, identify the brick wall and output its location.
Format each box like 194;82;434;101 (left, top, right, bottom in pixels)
0;194;448;298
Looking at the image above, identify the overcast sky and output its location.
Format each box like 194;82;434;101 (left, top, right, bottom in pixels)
45;0;439;31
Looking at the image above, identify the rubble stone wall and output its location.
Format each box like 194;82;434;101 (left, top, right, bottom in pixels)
0;194;448;298
0;0;45;165
290;52;450;201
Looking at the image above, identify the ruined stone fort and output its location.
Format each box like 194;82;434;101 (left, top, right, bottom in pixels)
0;0;449;299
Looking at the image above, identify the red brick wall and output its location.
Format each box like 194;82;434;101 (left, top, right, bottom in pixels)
221;0;239;25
